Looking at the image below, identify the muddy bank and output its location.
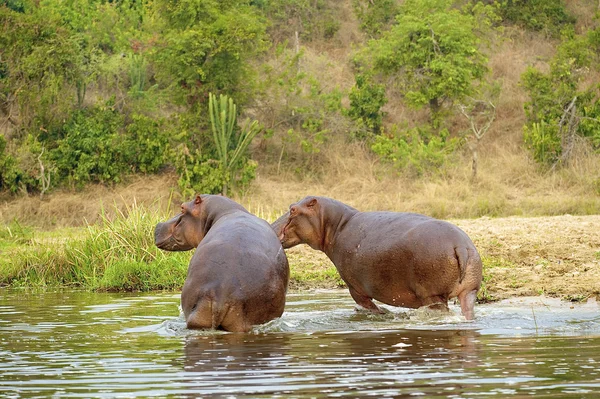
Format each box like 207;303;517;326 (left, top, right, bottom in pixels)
286;215;600;301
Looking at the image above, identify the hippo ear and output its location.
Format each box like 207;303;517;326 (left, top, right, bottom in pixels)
194;195;202;205
307;198;318;208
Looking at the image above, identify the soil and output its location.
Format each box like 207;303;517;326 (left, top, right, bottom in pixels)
287;215;600;301
454;214;600;301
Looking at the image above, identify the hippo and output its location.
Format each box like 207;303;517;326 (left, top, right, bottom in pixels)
272;196;482;319
155;195;289;332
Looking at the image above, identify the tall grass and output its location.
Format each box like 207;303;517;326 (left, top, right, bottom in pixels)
0;202;190;291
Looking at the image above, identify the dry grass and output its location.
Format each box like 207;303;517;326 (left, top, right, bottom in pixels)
0;175;179;228
565;0;600;33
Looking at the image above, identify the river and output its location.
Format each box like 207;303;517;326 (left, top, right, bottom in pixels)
1;290;599;398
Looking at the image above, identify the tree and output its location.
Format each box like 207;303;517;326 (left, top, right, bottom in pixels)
459;99;496;181
364;0;492;123
149;0;268;108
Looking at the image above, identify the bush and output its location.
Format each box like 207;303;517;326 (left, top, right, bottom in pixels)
49;106;125;187
497;0;575;38
371;127;459;176
347;73;387;137
0;134;46;194
122;114;171;174
352;0;399;38
522;31;600;164
362;0;491;121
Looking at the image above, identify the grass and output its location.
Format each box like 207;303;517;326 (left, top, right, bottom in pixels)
0;202;346;291
0;202;191;291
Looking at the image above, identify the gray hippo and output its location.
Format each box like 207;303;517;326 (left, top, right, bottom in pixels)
272;196;482;319
155;195;289;332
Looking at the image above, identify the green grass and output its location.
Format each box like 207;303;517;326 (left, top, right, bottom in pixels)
0;203;190;291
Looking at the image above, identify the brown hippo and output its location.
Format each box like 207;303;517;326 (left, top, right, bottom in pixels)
155;195;289;332
272;196;482;320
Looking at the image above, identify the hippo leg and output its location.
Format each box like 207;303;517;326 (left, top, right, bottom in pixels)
349;287;384;314
458;289;477;320
421;295;450;313
220;306;253;333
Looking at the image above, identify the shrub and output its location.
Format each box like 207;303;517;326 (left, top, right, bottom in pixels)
0;134;46;194
497;0;575;38
122;114;171;174
347;73;387;137
362;0;492;121
352;0;399;38
522;31;600;165
49;106;125;187
371;126;459;176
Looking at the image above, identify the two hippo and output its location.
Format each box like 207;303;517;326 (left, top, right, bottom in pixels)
155;195;482;332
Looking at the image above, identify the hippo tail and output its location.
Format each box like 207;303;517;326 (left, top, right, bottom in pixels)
454;246;469;283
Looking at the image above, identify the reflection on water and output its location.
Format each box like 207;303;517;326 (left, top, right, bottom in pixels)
0;290;599;398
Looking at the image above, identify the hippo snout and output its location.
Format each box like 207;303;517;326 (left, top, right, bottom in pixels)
154;222;172;249
271;212;289;242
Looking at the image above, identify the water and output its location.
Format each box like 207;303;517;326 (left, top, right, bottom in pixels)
1;290;599;398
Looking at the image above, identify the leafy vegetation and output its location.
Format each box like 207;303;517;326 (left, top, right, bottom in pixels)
1;0;598;202
522;29;600;165
361;0;493;122
371;127;460;177
496;0;575;38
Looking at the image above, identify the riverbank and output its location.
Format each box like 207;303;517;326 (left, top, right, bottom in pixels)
1;207;599;302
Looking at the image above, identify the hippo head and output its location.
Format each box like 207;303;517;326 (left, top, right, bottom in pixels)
272;196;323;250
155;195;207;251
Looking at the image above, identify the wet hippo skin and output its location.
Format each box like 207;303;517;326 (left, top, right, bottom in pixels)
272;196;482;319
155;195;289;332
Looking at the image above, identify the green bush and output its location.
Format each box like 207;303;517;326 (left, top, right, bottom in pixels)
497;0;575;38
362;0;492;121
347;73;387;137
371;127;459;176
522;31;600;164
523;122;561;164
122;114;171;174
0;134;46;194
176;148;227;197
352;0;399;38
49;106;125;187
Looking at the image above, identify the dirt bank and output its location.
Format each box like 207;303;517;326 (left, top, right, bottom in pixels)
286;215;600;301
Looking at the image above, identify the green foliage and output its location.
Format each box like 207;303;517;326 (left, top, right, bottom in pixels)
149;0;268;107
49;106;125;187
496;0;575;38
522;30;600;164
523;121;561;164
347;73;387;137
122;114;171;174
362;0;492;120
352;0;399;38
259;0;340;43
371;126;459;177
176;149;227;196
0;134;46;194
208;93;262;195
